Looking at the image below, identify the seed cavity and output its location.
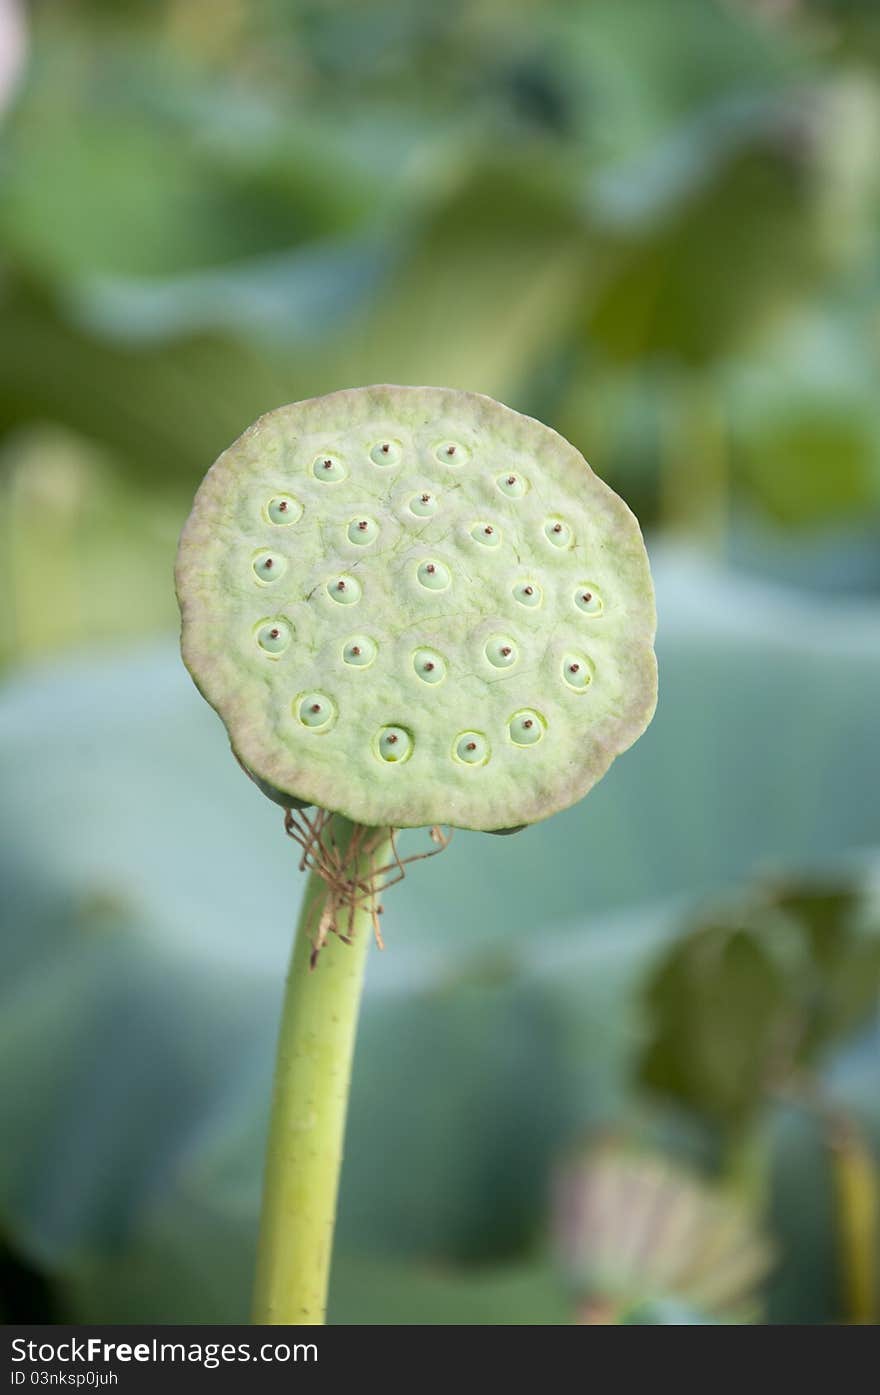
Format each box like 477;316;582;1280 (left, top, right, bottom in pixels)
412;647;446;684
256;619;292;655
267;495;302;525
496;471;528;498
343;634;377;668
296;692;337;731
453;732;490;766
562;652;593;691
312;454;347;483
327;573;362;605
435;440;469;466
574;586;603;615
485;635;518;669
544;517;573;548
347;516;379;546
470;522;501;548
370;440;402;466
417;559;451;591
253;551;286;582
512;579;542;608
376;725;413;764
508;709;545;747
409;491;438;518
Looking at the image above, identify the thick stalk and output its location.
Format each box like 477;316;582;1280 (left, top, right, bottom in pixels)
252;817;388;1324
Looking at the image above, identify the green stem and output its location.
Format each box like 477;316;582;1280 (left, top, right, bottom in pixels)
252;816;389;1325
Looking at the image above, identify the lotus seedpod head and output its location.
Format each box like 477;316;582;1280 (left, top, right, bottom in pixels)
176;386;657;831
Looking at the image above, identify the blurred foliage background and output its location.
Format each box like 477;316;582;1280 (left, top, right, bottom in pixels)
1;0;879;1325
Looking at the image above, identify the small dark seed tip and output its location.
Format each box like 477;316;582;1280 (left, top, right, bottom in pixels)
466;741;476;751
387;734;398;744
524;585;534;596
358;520;368;530
310;704;321;713
484;526;493;535
426;563;436;574
264;558;273;569
337;580;346;590
500;646;511;657
424;661;435;672
421;493;430;503
446;445;456;456
507;475;516;485
351;646;361;656
269;628;280;639
552;523;562;534
323;459;332;468
569;663;580;673
381;443;390;453
279;500;288;511
582;592;592;602
523;719;534;729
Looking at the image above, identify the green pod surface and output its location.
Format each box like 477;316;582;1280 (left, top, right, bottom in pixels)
176;386;657;830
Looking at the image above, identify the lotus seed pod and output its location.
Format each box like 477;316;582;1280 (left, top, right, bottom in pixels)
176;385;657;831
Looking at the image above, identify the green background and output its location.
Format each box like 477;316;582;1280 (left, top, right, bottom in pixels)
1;0;878;1325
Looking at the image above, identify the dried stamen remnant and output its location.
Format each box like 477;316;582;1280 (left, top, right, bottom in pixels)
544;517;573;548
412;647;446;684
267;495;301;524
512;580;542;608
562;652;593;691
409;491;438;517
508;709;545;746
454;732;489;766
297;692;337;730
574;586;603;615
327;574;362;605
470;522;501;548
342;635;377;668
417;559;451;591
485;635;518;669
370;440;402;466
312;454;347;482
377;726;413;763
347;516;379;546
253;551;286;582
256;619;292;655
496;471;527;498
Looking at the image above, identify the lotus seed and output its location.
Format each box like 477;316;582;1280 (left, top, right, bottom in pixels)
412;647;446;684
256;619;292;655
327;574;362;605
377;725;413;763
370;440;402;466
312;454;347;483
417;559;451;590
347;516;379;546
454;732;489;766
409;491;438;517
544;518;573;548
574;587;603;615
562;652;593;691
509;709;545;746
253;551;286;582
496;471;527;498
485;636;518;669
342;634;377;668
267;495;301;524
471;522;501;548
512;580;542;608
297;692;337;730
435;441;468;465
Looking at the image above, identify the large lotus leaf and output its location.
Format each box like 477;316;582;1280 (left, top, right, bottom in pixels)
1;556;879;1322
